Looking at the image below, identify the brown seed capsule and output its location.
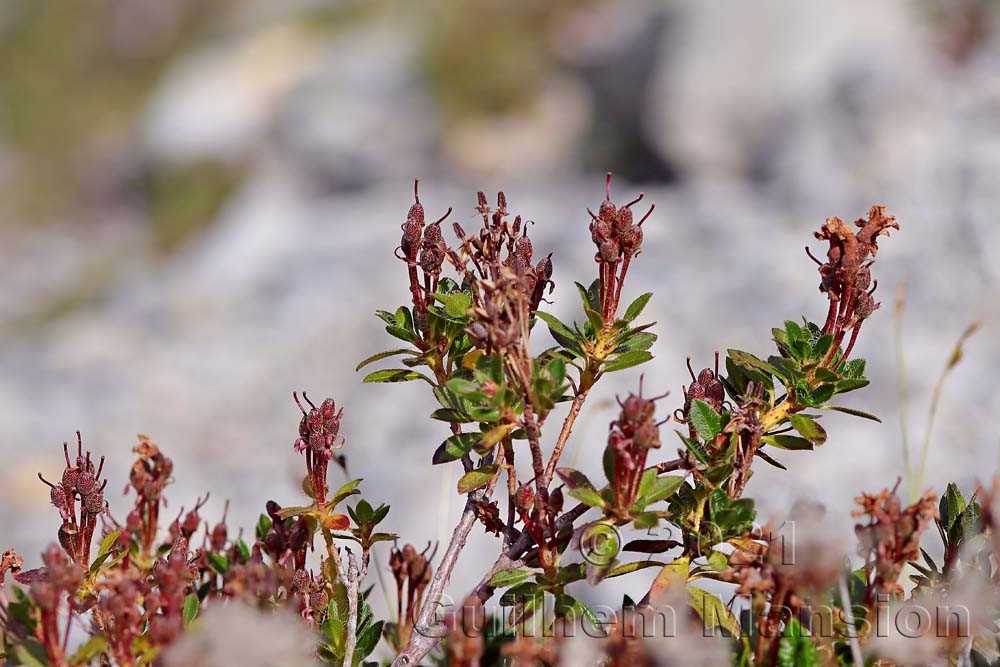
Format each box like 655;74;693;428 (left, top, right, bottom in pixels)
855;291;877;320
50;485;67;509
598;239;621;264
264;527;285;556
549;487;564;514
292;569;310;593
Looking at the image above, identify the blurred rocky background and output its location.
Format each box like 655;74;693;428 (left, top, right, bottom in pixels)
2;0;999;615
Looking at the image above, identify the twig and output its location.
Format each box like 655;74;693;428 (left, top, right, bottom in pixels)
542;389;591;486
838;573;864;667
914;321;980;499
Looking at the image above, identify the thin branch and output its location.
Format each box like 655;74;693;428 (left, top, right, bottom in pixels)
541;389;591;487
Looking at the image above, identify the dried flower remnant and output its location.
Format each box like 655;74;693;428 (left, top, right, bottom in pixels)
126;434;174;556
387;543;434;654
807;205;899;363
853;484;938;599
443;595;486;667
451;191;554;353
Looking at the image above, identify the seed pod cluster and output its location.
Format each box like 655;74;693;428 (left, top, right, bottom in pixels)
37;433;108;566
808;205;899;362
607;385;668;515
293;393;345;505
676;354;726;440
398;181;453;318
453;193;554;355
588;174;654;322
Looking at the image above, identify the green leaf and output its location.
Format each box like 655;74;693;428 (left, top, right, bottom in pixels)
834;378;870;394
555;468;607;508
789;414;826;446
574;279;602;312
641;475;686;506
436;292;473;319
256;514;273;541
583;304;604;332
602;350;653;373
182;593;200;627
762;435;814;451
755;449;788;470
554;594;602;629
96;530;121;559
331;479;363;506
432;433;479;464
687;586;740;636
14;643;49;667
818;405;881;422
354;620;384;665
394;306;414;330
69;636;109;664
623;293;653;322
812;334;833;359
384;325;420;344
783;320;804;344
375;310;396;325
355;348;417;372
689;399;722;441
615;331;657;352
727;349;782;378
362;369;432;384
207;553;229;575
940;482;966;531
777;618;819;667
605;560;667;578
488;568;536;588
675;429;710;465
536;311;584;356
457;465;499;494
841;358;866;379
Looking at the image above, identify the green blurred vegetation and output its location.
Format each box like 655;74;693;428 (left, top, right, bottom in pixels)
0;0;213;224
418;0;577;121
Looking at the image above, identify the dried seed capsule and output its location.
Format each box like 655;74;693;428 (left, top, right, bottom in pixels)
58;523;75;555
49;485;67;509
83;491;104;515
598;239;620;264
549;487;564;514
210;522;227;552
855;265;871;291
76;470;97;495
62;467;79;492
312;587;329;611
288;520;309;551
292;569;310;593
855;291;877;320
264;527;285;556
